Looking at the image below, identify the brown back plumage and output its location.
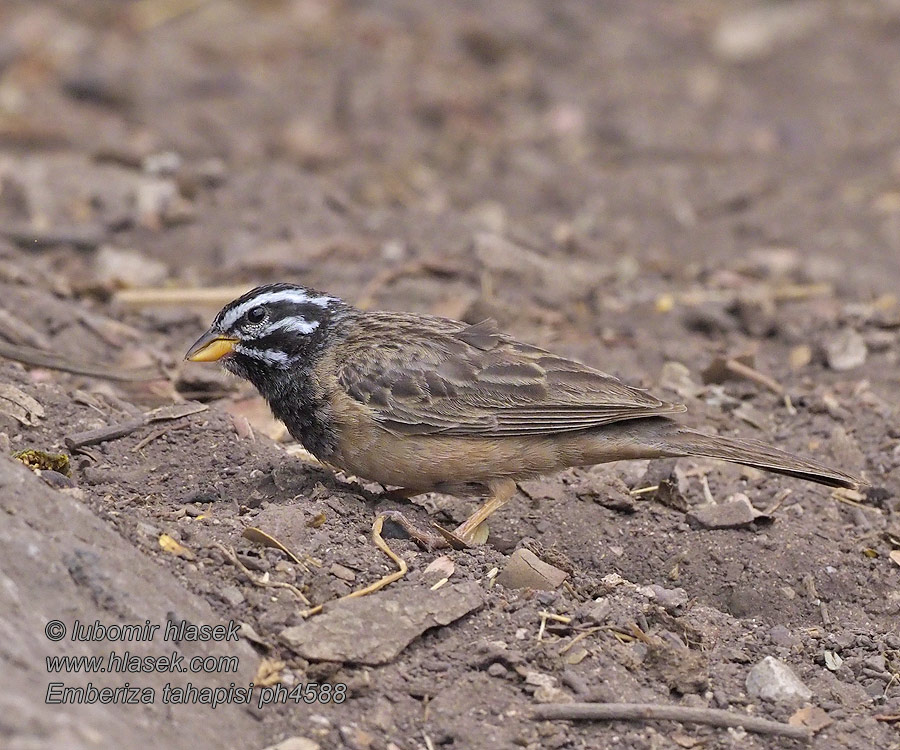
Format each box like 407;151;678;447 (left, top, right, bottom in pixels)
337;313;685;436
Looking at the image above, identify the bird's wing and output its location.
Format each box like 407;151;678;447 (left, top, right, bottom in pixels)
336;313;685;437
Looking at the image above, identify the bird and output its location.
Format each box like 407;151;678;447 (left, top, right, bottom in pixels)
185;282;860;548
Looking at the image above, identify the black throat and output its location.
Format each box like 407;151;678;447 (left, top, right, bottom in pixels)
257;362;338;460
221;306;349;460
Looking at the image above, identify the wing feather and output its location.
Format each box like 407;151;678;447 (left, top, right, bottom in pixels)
337;312;684;437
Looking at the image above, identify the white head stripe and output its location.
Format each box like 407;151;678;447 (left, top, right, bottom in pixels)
234;345;291;365
266;317;319;335
220;289;334;329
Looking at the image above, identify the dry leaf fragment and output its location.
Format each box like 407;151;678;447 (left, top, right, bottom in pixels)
242;527;309;571
254;657;286;686
0;384;44;426
158;533;194;559
788;704;832;732
423;555;456;580
889;550;900;568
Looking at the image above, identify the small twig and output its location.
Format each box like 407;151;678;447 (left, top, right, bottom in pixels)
66;402;207;449
629;485;659;496
724;358;784;395
214;543;311;606
301;513;408;618
0;339;162;381
132;425;175;452
242;527;312;572
700;476;715;505
558;626;602;655
539;611;573;624
531;702;810;740
763;488;793;516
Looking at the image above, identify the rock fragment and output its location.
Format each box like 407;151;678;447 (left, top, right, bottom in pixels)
495;548;568;590
746;656;812;703
280;582;483;665
687;495;766;529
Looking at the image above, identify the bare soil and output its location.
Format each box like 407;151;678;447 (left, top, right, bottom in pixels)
1;2;899;749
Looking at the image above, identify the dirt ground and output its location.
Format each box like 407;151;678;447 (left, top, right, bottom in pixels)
1;1;899;748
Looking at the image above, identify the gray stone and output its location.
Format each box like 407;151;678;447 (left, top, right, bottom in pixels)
280;582;484;665
746;656;812;703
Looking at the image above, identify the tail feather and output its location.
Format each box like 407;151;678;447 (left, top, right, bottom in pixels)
662;428;860;490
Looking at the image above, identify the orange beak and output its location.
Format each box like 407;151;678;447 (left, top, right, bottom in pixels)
184;331;238;362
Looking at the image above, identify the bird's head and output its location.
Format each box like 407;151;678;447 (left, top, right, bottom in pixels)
185;283;344;385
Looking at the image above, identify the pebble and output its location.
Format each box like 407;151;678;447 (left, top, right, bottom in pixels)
641;584;688;614
219;585;245;607
687;495;761;529
577;598;612;625
329;563;356;582
768;624;800;648
824;328;867;371
745;656;812;703
262;738;320;750
94;245;169;288
487;662;508;678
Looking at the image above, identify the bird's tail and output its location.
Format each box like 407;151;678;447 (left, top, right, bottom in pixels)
658;427;860;490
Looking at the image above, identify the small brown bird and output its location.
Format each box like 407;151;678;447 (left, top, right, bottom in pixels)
186;283;859;547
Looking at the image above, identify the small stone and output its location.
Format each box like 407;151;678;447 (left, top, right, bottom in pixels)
687;495;762;529
329;563;356;582
789;345;813;370
659;361;701;400
487;662;508;678
712;2;826;63
824;328;867;371
746;656;812;703
769;625;800;648
644;584;689;614
219;585;245;607
495;548;568;590
577;598;612;625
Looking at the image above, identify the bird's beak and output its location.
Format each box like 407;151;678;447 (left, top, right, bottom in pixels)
184;330;239;362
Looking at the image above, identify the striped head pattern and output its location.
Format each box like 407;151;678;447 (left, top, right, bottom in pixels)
185;283;343;375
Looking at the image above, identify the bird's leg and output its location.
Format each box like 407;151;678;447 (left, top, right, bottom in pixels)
378;510;454;551
435;479;517;548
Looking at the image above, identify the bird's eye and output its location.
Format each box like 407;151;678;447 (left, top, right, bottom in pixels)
246;306;266;324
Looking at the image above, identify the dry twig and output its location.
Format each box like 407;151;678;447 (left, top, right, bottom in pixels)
301;512;409;617
532;702;810;740
213;543;311;606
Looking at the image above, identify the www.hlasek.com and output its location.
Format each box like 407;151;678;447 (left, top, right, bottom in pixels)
44;617;347;709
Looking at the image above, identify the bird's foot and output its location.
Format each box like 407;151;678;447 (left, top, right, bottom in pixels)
378;509;453;550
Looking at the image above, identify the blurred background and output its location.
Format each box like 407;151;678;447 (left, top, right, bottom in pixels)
2;1;899;373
